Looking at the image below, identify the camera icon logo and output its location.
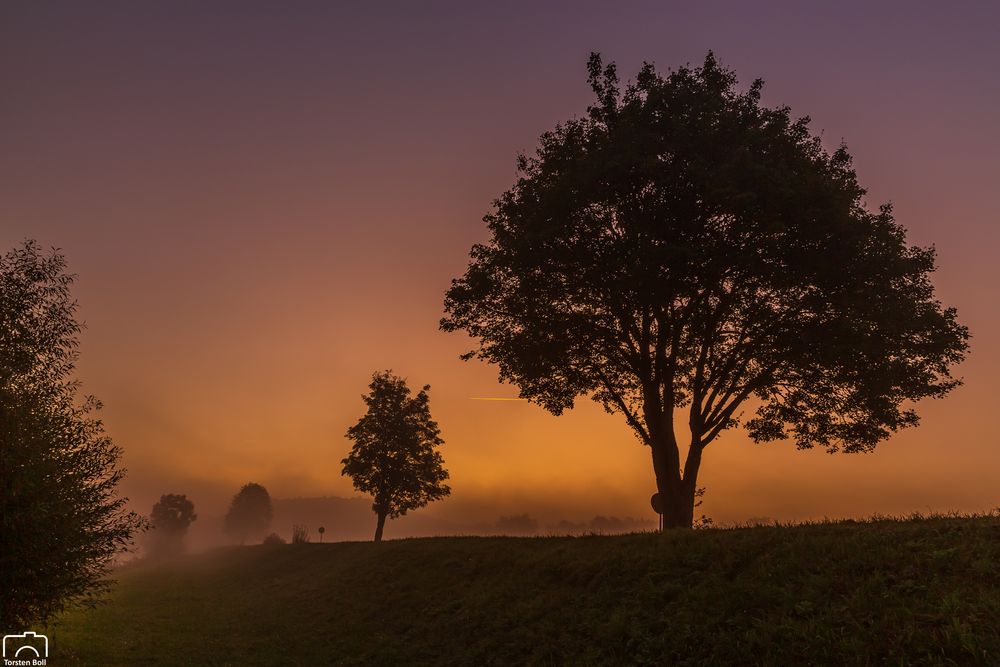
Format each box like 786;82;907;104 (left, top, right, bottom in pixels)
2;631;48;659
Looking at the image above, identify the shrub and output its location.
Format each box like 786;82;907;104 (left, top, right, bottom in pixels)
291;525;310;544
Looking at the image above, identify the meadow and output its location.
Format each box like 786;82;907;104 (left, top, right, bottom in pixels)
49;514;1000;665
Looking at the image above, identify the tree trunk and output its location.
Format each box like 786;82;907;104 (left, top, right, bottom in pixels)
373;511;387;542
650;435;702;529
660;482;697;529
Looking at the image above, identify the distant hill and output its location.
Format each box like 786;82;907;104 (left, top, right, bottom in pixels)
50;514;1000;664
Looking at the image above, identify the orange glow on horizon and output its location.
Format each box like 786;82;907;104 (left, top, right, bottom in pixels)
2;2;998;535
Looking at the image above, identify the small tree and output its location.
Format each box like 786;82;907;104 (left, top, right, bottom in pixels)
148;494;197;557
1;241;142;628
341;371;451;542
442;53;969;528
223;482;273;544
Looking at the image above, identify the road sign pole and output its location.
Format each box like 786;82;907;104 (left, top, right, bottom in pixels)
651;492;665;533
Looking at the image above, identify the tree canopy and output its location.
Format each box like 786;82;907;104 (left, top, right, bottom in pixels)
224;482;273;544
341;371;451;542
148;493;197;556
441;53;969;527
0;241;141;627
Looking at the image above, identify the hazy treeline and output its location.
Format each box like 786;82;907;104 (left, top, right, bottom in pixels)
135;492;660;555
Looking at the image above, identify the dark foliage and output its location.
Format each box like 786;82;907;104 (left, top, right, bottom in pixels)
262;532;286;546
442;53;969;527
147;494;197;557
223;482;273;545
0;241;142;628
341;371;451;542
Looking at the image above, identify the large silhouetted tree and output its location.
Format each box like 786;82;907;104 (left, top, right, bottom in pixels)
224;482;273;544
1;241;142;628
442;53;969;528
341;371;451;542
148;494;197;557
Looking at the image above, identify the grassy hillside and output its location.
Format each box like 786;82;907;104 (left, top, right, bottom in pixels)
48;515;1000;665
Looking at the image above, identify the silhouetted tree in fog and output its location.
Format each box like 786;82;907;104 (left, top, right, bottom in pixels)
224;482;273;544
442;53;969;528
341;371;451;542
148;494;197;557
0;241;141;628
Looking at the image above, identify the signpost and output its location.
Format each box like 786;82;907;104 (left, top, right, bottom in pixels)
318;526;326;543
650;492;664;532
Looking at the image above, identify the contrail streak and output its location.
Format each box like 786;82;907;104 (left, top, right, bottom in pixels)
468;397;527;401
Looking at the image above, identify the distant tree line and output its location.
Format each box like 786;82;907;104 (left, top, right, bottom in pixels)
489;514;659;536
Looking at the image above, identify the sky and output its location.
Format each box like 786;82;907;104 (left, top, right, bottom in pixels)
2;1;999;530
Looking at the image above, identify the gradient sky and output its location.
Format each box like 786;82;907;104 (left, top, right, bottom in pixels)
2;1;998;528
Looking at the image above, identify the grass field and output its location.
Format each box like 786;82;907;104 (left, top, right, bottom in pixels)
47;514;1000;665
